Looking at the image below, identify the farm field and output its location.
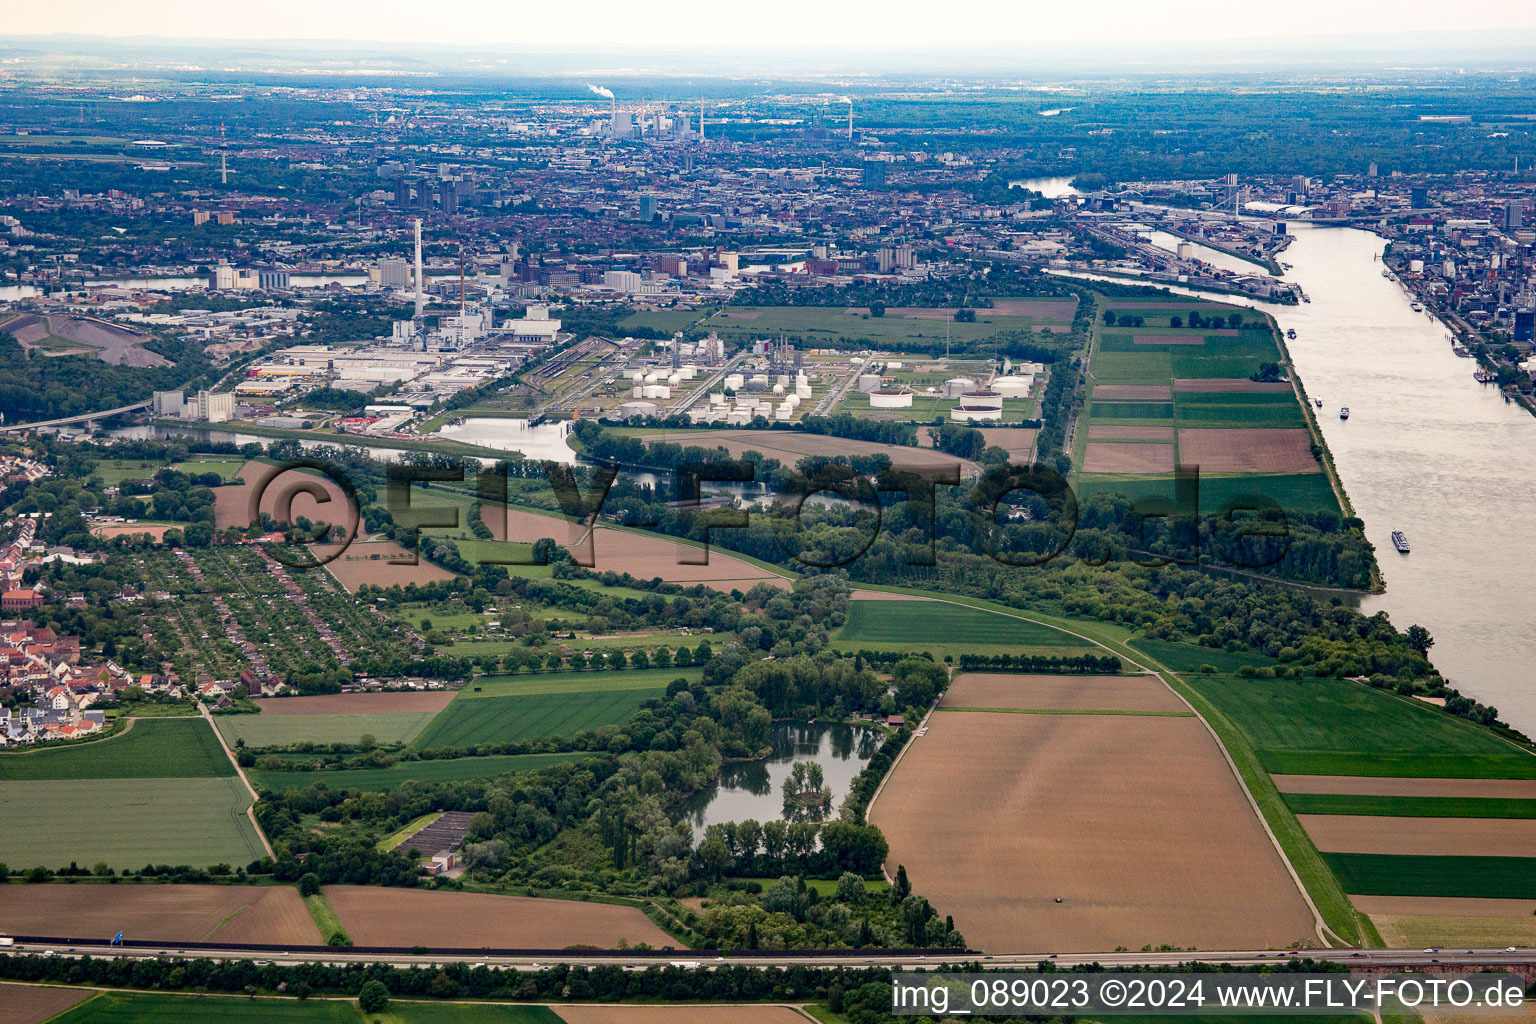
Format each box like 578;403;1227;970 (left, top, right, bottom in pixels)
89;523;176;542
0;777;268;869
870;706;1315;952
554;1008;811;1024
1282;793;1536;818
482;506;790;592
213;460;358;533
1322;854;1536;899
941;673;1186;713
1299;814;1536;857
0;884;319;944
0;718;232;780
835;598;1091;652
1127;636;1279;674
322;886;678;949
216;710;444;748
312;539;456;592
1181;676;1536;778
1273;775;1536;798
255;692;456;715
1352;895;1536;947
0;985;93;1024
465;667;700;699
47;994;363;1024
635;427;978;476
414;680;676;749
252;752;596;792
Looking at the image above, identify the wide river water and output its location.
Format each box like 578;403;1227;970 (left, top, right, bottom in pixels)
1078;220;1536;733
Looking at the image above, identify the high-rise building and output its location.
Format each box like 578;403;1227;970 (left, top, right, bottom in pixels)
1505;202;1524;230
395;177;412;209
193;390;234;424
152;391;184;418
1411;187;1430;209
378;259;410;289
440;187;457;215
639;196;657;221
861;162;886;189
1515;308;1536;343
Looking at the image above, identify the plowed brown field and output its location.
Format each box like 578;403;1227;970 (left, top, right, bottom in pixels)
1174;379;1293;393
0;985;93;1024
1273;776;1536;799
0;885;319;945
1176;428;1320;474
482;506;789;592
311;539;455;591
1087;425;1175;441
214;461;359;533
870;713;1315;952
323;886;677;949
941;673;1186;713
1299;814;1536;858
1081;442;1175;474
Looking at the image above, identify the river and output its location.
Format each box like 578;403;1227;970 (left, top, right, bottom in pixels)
1059;224;1536;732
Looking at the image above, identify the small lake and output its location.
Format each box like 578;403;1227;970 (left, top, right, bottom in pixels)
436;418;579;464
676;720;881;836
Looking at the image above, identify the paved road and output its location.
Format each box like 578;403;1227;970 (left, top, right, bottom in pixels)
0;399;151;433
5;939;1530;973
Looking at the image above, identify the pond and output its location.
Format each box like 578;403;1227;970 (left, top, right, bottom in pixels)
675;720;882;836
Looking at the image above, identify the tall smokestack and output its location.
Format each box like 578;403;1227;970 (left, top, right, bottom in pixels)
848;100;853;140
413;218;424;317
699;99;705;143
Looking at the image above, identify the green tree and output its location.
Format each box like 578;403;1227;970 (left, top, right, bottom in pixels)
298;872;321;897
358;980;389;1014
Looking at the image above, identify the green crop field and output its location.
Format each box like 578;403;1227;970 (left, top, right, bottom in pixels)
390;1001;564;1023
1283;793;1536;818
1127;636;1279;674
252;752;596;792
836;599;1090;649
215;711;443;749
1093;351;1173;381
51;993;564;1023
1322;853;1536;899
414;687;670;749
1172;402;1305;427
1089;401;1174;419
0;718;232;780
88;458;168;484
1183;676;1536;777
0;776;266;869
464;666;701;699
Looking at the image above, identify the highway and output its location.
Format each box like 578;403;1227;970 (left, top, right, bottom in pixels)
5;939;1531;974
0;399;151;433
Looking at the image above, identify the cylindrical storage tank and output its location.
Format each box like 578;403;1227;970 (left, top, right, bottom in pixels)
991;376;1034;398
941;377;976;398
1409;259;1425;274
724;374;745;390
869;389;913;409
961;389;1003;410
709;392;727;406
633;385;644;398
857;373;883;393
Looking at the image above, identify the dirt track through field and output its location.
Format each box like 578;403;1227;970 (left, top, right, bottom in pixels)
871;712;1315;953
254;691;454;715
1273;776;1536;799
324;886;678;949
0;885;319;945
1176;428;1321;474
942;673;1186;713
1299;814;1536;858
482;506;789;592
1082;442;1176;474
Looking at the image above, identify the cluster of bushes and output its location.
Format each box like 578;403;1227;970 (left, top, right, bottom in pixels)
957;652;1123;674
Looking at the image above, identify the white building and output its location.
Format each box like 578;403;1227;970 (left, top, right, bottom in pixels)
151;391;184;417
193;390;235;424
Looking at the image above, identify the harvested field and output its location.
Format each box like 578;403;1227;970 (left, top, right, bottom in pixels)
1359;897;1536;949
323;886;677;949
635;429;980;477
0;884;320;944
1133;335;1206;346
1176;428;1320;474
1274;776;1536;799
848;589;931;601
1299;814;1536;858
978;426;1038;461
870;712;1315;952
90;524;173;542
555;1007;810;1024
1092;385;1173;400
1087;425;1175;441
216;710;441;748
990;298;1079;319
0;985;92;1024
1174;378;1294;393
482;506;789;592
312;540;455;592
254;691;454;715
1081;442;1175;474
213;461;359;533
942;673;1186;713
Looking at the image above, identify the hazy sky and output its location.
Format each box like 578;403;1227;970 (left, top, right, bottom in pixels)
11;0;1536;51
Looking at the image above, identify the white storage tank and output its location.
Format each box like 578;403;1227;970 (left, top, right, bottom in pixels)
961;389;1003;410
785;393;801;407
775;403;793;420
991;375;1035;398
869;389;913;409
724;373;745;391
857;373;884;393
941;377;976;398
709;392;727;406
